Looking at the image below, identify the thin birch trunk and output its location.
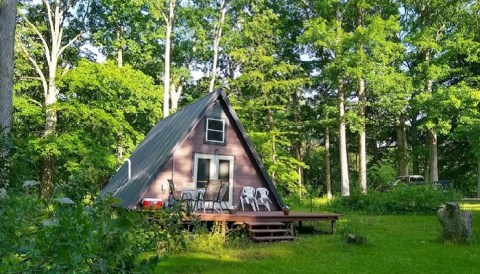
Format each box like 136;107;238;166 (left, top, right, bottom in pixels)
338;78;350;196
116;26;123;68
358;77;367;194
325;127;332;199
292;92;303;198
209;0;227;93
116;26;123;164
268;109;276;185
116;126;123;165
163;0;175;118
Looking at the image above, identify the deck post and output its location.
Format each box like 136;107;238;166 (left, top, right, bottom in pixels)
221;221;227;237
331;219;336;234
289;221;295;236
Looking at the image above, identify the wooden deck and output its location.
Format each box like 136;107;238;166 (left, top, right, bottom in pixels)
186;211;341;235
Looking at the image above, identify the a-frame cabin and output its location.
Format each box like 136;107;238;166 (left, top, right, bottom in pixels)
101;89;284;211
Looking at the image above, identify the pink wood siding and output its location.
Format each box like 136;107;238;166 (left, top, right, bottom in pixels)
144;102;280;211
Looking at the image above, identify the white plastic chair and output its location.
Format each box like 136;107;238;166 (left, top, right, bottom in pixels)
240;187;257;211
255;188;272;211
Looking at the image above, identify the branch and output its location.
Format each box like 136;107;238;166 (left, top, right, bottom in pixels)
58;31;83;57
28;98;44;108
43;0;55;41
59;0;74;18
297;0;317;15
19;43;48;99
435;23;446;42
161;10;168;24
20;12;52;67
20;76;42;81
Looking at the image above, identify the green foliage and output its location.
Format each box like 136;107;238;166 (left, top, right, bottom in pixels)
11;60;162;198
328;185;462;215
10;0;480;205
0;193;186;273
366;159;396;189
0;130;14;191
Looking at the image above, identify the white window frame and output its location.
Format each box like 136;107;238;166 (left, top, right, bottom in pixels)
205;118;225;143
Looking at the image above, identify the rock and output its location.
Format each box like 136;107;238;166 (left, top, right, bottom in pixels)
346;233;367;245
437;202;473;242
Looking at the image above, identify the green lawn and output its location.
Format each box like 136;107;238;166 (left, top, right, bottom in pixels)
156;205;480;274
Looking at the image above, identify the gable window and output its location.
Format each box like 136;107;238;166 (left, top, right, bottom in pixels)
206;118;225;143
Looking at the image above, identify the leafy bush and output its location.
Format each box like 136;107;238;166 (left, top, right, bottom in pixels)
0;130;13;192
0;193;186;273
328;184;462;215
367;160;397;189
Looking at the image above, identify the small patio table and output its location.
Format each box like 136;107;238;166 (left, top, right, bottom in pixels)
181;189;205;211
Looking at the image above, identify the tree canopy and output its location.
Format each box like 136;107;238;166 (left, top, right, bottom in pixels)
1;0;479;198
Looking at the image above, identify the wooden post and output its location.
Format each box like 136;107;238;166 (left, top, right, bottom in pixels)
331;220;336;234
221;221;227;237
289;221;295;236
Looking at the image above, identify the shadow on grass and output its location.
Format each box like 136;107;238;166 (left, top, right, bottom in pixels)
156;255;241;274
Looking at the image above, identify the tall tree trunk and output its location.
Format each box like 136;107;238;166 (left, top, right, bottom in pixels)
338;78;350;196
41;43;59;198
292;92;303;199
424;49;438;182
209;0;227;93
170;83;182;112
396;115;408;176
358;77;367;194
429;131;438;182
20;0;86;197
294;141;302;199
116;126;123;165
115;27;124;164
325;127;332;199
424;157;430;182
268;109;276;185
163;0;175;118
356;5;367;194
411;114;420;174
116;26;123;68
0;0;17;134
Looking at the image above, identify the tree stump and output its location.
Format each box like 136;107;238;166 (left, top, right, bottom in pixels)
437;202;473;242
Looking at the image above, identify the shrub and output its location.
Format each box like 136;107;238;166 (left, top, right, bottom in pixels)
367;160;397;189
328;184;462;215
0;193;186;273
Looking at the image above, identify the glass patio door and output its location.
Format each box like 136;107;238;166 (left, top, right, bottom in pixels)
193;153;234;205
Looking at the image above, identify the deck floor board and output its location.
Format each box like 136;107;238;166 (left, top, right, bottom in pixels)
188;211;340;223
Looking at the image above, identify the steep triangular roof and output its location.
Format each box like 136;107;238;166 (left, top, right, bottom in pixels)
101;88;284;209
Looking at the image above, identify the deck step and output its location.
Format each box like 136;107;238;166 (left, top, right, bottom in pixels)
245;221;293;242
249;229;290;234
244;222;285;227
252;235;294;242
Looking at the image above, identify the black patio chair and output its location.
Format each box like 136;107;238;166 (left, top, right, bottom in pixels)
167;179;194;211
